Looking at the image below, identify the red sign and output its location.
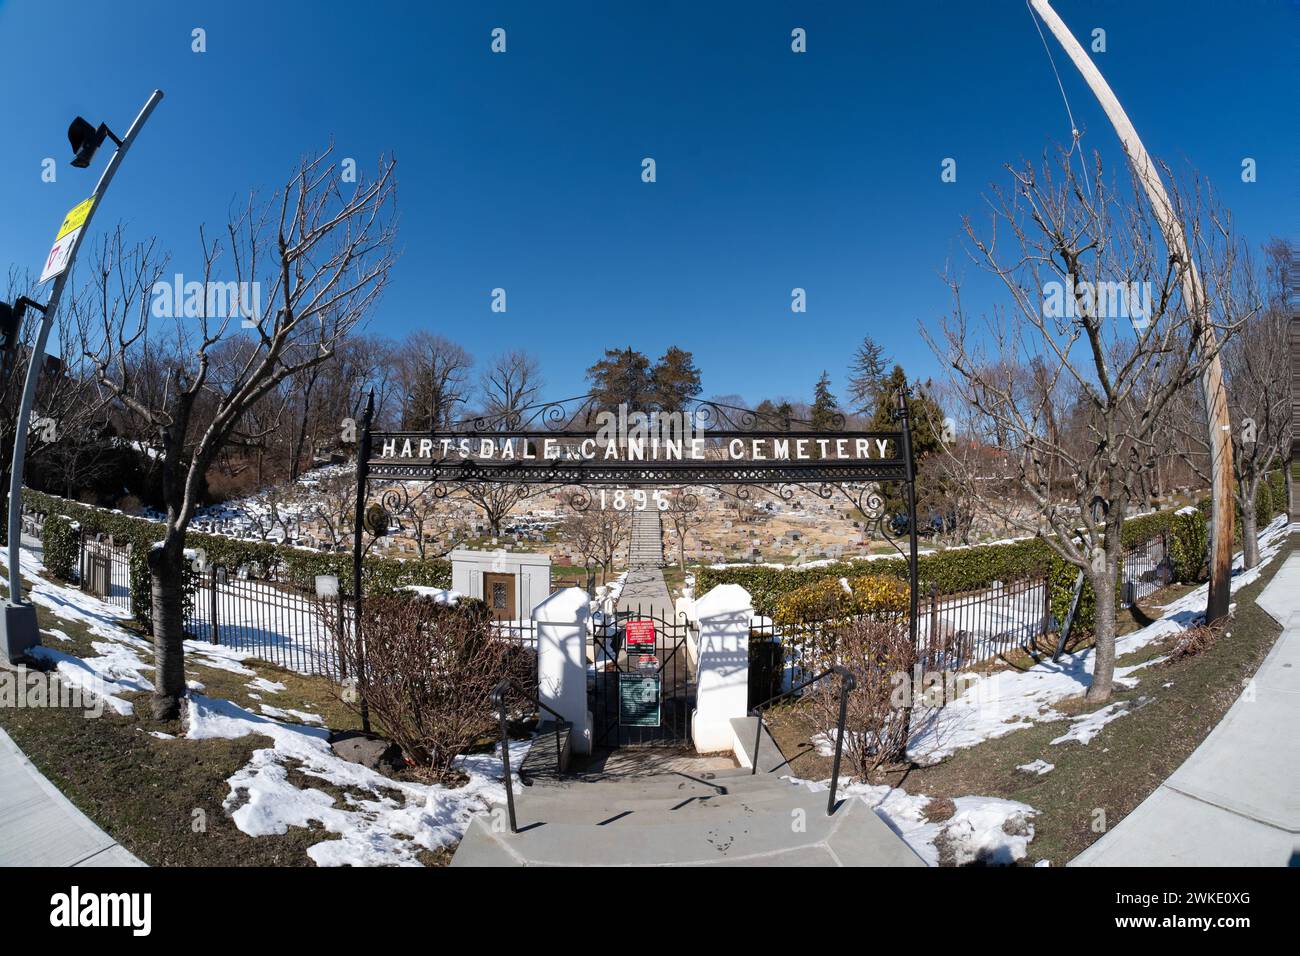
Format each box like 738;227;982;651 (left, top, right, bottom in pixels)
625;619;656;645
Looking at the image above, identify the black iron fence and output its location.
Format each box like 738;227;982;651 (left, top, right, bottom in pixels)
1119;532;1173;607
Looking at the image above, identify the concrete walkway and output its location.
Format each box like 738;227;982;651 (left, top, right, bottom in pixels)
1071;551;1300;866
0;720;144;867
0;536;144;867
615;567;677;621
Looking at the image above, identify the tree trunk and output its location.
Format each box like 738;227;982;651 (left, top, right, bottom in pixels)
1240;489;1260;568
148;533;188;720
1085;565;1118;703
1286;456;1295;523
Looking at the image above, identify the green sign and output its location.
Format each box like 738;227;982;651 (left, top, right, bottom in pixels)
619;673;661;727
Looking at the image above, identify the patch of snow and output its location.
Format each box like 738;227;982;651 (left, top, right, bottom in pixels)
1016;759;1055;775
790;776;1037;866
259;704;325;725
41;628;72;643
246;677;286;694
1050;701;1131;746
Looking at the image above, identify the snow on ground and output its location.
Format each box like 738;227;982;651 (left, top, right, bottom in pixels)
906;517;1291;764
4;538;532;867
1016;759;1055;775
1050;700;1134;746
246;677;286;694
789;775;1037;866
188;693;528;866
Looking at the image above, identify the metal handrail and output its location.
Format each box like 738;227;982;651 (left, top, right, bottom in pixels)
491;677;570;834
748;664;856;817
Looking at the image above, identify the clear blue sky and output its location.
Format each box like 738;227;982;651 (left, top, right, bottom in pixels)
1;0;1294;407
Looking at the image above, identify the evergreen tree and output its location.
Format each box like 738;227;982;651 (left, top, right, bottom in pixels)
846;336;891;413
650;346;703;411
810;371;839;431
586;347;654;411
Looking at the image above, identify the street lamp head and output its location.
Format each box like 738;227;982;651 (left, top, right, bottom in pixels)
67;116;109;168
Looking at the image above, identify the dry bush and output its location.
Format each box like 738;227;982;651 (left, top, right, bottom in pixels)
806;614;915;779
1163;622;1224;665
330;593;522;780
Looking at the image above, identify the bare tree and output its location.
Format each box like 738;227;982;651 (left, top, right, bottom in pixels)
662;489;703;570
926;150;1244;703
462;482;534;538
561;506;630;584
74;147;397;719
398;333;473;431
478;349;542;423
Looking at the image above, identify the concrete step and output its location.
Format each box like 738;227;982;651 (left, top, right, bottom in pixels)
452;793;926;867
517;770;800;816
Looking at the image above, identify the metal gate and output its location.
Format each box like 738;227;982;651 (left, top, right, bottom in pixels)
589;606;694;748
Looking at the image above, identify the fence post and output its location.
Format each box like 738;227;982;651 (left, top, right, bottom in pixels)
336;588;348;680
927;582;940;702
1042;572;1052;645
209;564;219;645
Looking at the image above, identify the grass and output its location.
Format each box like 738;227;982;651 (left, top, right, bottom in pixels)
0;565;379;866
765;536;1294;865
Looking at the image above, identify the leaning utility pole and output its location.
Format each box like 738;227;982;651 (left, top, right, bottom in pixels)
1029;0;1234;622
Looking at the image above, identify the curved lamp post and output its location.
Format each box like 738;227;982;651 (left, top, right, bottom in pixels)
2;90;163;662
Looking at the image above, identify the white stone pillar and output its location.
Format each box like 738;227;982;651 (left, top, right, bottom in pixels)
692;583;752;754
533;587;593;754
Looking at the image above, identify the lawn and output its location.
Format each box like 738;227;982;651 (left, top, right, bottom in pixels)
0;557;513;867
764;535;1294;865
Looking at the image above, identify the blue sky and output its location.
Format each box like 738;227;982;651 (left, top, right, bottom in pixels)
0;0;1294;408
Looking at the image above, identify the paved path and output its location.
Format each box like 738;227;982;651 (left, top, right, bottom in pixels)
0;718;144;866
615;568;677;621
0;537;144;867
1071;550;1300;866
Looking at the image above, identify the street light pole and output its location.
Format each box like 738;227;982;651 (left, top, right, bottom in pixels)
1027;1;1235;624
2;90;163;661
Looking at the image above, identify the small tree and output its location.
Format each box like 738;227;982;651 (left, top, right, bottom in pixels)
926;150;1244;703
662;489;703;571
75;147;397;719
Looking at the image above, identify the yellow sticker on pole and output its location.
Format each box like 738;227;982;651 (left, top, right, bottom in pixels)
40;196;97;283
55;196;96;240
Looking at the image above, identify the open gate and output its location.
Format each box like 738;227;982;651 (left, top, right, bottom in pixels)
589;606;694;748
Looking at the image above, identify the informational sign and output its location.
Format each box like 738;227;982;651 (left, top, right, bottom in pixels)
632;653;659;671
618;673;660;727
625;619;656;646
40;196;96;284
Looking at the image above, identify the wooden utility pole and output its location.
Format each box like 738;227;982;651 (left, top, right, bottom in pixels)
1029;0;1234;622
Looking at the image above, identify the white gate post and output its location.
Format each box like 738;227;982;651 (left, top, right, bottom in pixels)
533;587;593;754
692;583;752;754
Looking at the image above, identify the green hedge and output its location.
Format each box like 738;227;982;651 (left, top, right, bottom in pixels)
22;489;451;624
41;514;80;581
696;505;1204;636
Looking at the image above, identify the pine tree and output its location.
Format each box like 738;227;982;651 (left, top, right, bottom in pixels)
810;371;839;431
650;346;703;411
846;336;891;413
586;347;653;411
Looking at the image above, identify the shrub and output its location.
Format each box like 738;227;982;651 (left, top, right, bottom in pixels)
773;573;909;627
42;514;80;581
803;615;914;777
333;592;517;780
1168;508;1210;584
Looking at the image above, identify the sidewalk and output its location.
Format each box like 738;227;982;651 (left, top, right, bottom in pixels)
1071;551;1300;866
0;536;144;867
0;721;144;867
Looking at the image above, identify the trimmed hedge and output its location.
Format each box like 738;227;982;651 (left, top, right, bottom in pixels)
772;573;909;627
697;504;1221;636
22;489;451;625
41;513;80;582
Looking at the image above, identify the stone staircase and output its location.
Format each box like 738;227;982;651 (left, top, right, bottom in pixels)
628;508;665;568
452;763;925;867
